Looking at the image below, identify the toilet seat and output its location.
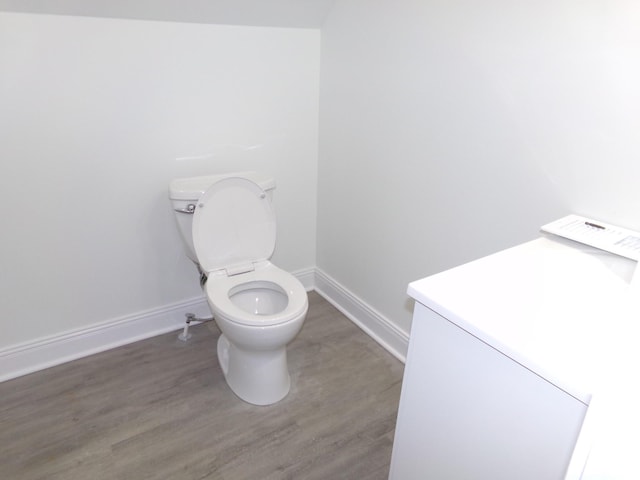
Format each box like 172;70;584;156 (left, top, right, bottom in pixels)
193;176;306;327
205;263;308;327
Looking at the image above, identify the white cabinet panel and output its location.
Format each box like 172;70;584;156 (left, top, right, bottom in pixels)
389;303;587;480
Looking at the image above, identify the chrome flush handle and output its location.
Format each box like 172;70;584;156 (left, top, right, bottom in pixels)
174;203;196;214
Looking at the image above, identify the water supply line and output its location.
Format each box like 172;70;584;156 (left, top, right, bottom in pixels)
178;312;214;341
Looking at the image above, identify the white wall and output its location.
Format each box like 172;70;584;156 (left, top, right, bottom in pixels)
318;0;640;335
0;12;319;349
4;0;640;367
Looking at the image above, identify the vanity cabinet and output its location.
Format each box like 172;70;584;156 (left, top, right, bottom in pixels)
389;237;638;479
389;302;586;479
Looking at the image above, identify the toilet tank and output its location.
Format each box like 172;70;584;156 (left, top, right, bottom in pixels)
169;171;276;263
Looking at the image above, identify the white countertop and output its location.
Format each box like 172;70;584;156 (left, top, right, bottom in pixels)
407;236;640;479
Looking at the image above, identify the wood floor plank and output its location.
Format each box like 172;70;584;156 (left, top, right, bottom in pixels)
0;292;404;479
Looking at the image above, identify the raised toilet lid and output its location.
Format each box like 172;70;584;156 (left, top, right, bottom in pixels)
192;177;276;274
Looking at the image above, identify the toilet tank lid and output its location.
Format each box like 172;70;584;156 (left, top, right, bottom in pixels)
169;171;275;200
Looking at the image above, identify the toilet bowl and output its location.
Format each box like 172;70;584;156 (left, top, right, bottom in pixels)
169;172;308;406
206;263;307;405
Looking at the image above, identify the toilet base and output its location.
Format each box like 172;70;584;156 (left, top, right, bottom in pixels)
217;334;291;406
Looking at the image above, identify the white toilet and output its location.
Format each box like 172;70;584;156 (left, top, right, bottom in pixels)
169;172;309;406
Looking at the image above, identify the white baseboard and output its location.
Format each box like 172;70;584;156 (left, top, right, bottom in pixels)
292;267;317;292
0;267;406;383
0;296;212;383
313;268;409;363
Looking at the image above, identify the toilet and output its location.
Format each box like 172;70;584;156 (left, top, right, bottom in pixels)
169;172;309;406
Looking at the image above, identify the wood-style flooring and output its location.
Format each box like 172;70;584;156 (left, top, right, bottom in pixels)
0;292;404;479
